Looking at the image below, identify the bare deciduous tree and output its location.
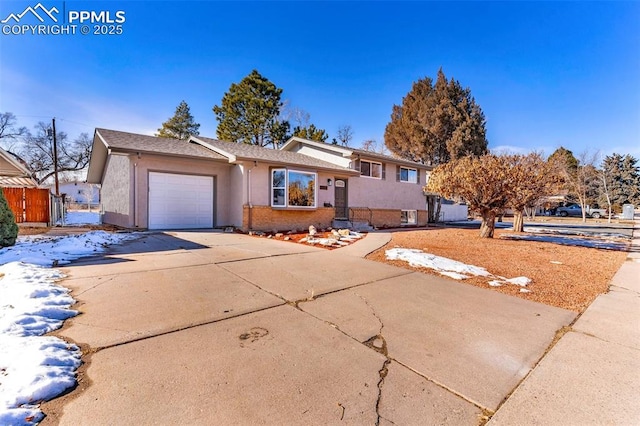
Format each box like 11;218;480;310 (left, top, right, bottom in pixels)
507;153;562;232
80;183;98;211
554;150;600;222
336;125;354;146
0;112;27;150
19;122;92;184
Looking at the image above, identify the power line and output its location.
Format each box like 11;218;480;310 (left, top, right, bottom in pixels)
12;115;94;132
57;117;94;129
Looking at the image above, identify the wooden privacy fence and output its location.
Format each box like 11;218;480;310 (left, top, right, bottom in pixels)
2;187;51;223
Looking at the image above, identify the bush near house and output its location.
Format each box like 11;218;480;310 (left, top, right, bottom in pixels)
0;188;19;247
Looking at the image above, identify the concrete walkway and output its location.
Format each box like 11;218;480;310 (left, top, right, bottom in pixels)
38;227;636;425
489;221;640;425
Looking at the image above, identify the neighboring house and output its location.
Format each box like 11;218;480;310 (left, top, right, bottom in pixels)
0;146;52;224
0;146;38;188
47;181;100;205
86;129;432;231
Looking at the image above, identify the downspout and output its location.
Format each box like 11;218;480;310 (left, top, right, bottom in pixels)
247;161;257;230
133;153;139;228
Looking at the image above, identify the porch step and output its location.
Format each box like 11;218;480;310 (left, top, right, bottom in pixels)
332;219;351;229
331;219;374;232
351;221;375;232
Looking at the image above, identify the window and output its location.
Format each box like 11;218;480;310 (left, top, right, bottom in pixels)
272;169;286;207
271;169;317;208
360;160;382;179
399;167;417;183
401;210;417;225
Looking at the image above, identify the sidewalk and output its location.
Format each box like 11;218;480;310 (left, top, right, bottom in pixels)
489;219;640;424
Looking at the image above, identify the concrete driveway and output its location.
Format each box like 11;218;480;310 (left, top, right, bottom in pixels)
42;230;576;425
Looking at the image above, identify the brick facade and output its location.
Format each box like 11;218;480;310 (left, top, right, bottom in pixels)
241;205;428;231
417;209;428;226
369;208;429;228
242;205;335;232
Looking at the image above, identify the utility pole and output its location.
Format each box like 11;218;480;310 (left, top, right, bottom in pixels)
52;118;59;196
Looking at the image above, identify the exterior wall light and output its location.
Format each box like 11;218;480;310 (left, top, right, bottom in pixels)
327;178;333;186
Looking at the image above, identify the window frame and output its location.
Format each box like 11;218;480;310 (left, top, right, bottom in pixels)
271;169;286;207
399;166;418;183
401;209;417;225
270;168;317;209
360;160;383;179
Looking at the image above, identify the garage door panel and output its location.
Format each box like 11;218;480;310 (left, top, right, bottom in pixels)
148;172;214;230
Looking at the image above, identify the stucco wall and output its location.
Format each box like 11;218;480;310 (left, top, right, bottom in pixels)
133;154;233;228
101;153;132;227
348;175;426;211
228;164;245;227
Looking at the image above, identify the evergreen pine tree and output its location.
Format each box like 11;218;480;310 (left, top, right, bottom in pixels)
157;101;200;140
292;124;328;142
601;154;640;209
0;188;18;247
384;68;488;165
213;70;290;148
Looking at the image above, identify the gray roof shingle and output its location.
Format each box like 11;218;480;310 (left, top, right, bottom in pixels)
96;129;227;160
349;147;433;170
95;129;356;173
283;136;432;170
194;136;357;173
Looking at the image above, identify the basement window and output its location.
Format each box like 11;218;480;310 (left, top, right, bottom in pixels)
401;210;417;225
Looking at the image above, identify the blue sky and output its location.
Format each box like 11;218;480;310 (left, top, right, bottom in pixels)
1;1;638;159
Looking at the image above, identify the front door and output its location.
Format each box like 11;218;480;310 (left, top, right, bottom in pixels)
334;179;348;219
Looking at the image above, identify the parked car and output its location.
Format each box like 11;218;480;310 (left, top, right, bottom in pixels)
556;203;607;219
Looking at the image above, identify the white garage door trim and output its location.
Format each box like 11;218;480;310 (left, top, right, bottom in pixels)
148;172;214;229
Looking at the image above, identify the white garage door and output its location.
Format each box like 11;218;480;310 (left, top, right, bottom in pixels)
148;172;214;229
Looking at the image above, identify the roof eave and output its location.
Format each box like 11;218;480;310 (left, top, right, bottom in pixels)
352;151;433;170
281;137;354;158
190;136;236;163
86;129;108;183
233;156;359;174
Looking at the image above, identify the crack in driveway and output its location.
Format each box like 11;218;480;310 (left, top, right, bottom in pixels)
73;275;117;296
355;291;391;426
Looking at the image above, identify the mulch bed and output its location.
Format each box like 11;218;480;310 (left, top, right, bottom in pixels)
365;227;628;312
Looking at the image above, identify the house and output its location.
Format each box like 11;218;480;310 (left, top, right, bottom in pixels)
46;180;100;206
281;137;432;226
0;146;54;224
0;146;38;189
86;128;433;231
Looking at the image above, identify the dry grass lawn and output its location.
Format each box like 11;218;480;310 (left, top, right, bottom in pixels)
366;227;628;312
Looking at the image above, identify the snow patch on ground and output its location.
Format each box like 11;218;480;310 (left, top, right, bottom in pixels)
0;231;138;424
487;276;532;288
386;248;531;289
386;248;491;279
501;234;628;251
523;226;631;240
57;211;101;226
0;231;135;267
